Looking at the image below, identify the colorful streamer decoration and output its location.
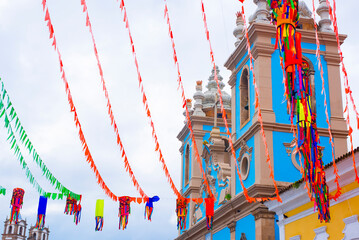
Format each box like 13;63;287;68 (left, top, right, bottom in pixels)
79;0;147;199
35;196;48;230
41;0;125;202
10;188;25;224
0;78;81;200
269;0;330;222
0;186;5;196
176;198;189;230
324;0;359;183
144;196;160;221
311;0;341;201
205;198;214;230
64;195;82;224
95;199;104;231
119;196;131;230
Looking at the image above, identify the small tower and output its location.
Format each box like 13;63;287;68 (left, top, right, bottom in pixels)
178;66;232;234
1;218;27;240
27;226;49;240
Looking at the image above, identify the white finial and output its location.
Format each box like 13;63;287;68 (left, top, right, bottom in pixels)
193;81;206;117
249;0;270;23
233;12;244;47
317;0;332;32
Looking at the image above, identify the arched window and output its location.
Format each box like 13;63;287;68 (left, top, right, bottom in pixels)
33;233;37;239
19;226;23;235
43;233;46;240
302;59;316;115
8;226;12;234
184;145;190;185
240;66;250;127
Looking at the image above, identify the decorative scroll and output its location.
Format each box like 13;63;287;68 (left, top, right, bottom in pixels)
36;196;48;230
324;0;359;183
144;196;160;221
162;0;214;198
119;196;131;230
10;188;25;224
79;0;147;199
95;199;104;231
0;79;81;200
311;0;341;200
270;0;329;222
41;0;125;201
0;186;5;196
200;0;281;202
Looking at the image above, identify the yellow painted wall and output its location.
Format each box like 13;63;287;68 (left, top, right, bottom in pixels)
285;182;359;240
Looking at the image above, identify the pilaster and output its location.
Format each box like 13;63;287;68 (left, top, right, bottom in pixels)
252;205;276;240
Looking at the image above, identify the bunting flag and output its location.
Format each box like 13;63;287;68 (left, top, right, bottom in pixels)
269;0;330;222
0;186;5;196
144;196;160;221
119;196;131;230
199;0;281;203
10;188;25;224
41;0;125;202
0;96;60;198
311;0;341;200
162;0;213;199
79;0;147;199
95;199;104;231
205;198;214;230
176;198;189;230
0;78;81;200
35;196;48;230
324;0;359;183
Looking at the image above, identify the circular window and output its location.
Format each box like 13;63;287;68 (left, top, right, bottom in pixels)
240;153;250;180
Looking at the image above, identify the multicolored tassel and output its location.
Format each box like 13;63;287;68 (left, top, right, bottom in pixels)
176;198;189;230
10;188;25;224
74;198;82;225
144;196;160;221
119;196;131;230
270;0;330;222
64;196;77;215
205;198;214;230
95;199;104;231
35;196;48;230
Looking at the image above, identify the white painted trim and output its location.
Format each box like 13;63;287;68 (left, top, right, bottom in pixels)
314;226;329;240
342;215;359;240
289;235;301;240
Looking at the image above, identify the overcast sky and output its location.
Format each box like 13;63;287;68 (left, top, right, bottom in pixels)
0;0;358;239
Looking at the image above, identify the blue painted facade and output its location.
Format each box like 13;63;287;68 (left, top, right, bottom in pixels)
213;227;230;240
235;215;255;240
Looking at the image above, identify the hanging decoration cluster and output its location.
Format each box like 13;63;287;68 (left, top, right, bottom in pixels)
64;196;82;225
144;196;160;221
176;198;189;230
0;186;5;196
200;0;281;202
269;0;330;222
95;199;104;231
311;0;341;201
119;196;131;230
204;198;214;230
10;188;25;224
35;196;48;230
